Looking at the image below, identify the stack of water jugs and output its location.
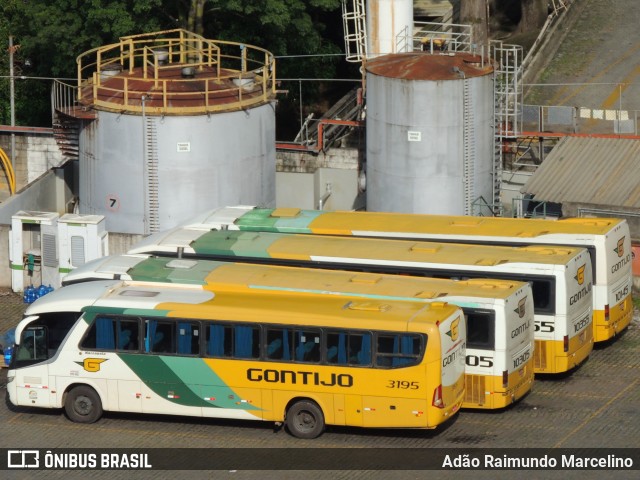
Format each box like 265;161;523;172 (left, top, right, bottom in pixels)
23;284;54;304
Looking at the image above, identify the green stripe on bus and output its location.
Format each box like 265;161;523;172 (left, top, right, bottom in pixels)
163;356;258;410
192;230;279;258
119;355;257;410
128;257;210;285
234;209;321;233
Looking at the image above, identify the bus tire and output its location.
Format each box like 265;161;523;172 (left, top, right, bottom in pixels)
286;400;325;439
64;386;103;424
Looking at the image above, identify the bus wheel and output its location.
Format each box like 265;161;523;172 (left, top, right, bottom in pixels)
65;386;103;424
286;400;325;439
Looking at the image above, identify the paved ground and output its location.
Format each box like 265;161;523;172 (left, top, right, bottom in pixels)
2;2;640;478
525;0;640;112
0;287;639;479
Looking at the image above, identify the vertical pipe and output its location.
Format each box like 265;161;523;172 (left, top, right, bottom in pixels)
9;35;16;176
299;80;303;137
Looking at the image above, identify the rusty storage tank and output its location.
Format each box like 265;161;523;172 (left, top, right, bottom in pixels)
364;52;495;215
73;30;276;235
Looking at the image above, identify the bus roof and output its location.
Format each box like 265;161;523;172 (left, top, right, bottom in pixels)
30;279;463;332
184;206;624;238
64;254;528;302
129;229;587;268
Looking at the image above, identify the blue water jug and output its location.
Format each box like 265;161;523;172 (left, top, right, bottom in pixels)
24;285;37;304
3;345;13;366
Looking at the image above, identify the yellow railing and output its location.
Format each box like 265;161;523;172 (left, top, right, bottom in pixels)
76;29;276;115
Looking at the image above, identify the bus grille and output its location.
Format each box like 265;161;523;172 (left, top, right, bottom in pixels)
534;340;547;370
464;374;486;406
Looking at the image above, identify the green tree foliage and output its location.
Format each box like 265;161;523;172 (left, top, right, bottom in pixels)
159;1;345;85
1;0;349;127
3;0;163;125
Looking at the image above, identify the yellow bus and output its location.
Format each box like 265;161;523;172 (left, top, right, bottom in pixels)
63;255;535;409
128;228;593;374
174;206;632;343
6;279;466;438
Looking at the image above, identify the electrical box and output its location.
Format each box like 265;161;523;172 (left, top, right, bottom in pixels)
10;211;60;293
57;214;109;285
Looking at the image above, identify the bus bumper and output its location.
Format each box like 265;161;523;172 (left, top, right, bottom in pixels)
555;333;594;373
593;296;633;343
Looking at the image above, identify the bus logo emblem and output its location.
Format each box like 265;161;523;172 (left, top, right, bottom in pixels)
446;318;460;341
615;237;625;257
76;358;108;372
515;297;527;318
575;265;585;285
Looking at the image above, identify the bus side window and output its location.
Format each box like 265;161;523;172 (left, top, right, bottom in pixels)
265;328;291;361
326;331;371;366
146;320;175;354
80;316;116;350
349;333;371;366
206;324;233;357
376;334;421;368
326;332;347;365
117;319;139;351
234;325;259;359
294;330;320;363
177;321;199;355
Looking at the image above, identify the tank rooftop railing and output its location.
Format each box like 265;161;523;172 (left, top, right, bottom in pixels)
411;21;473;54
75;29;276;115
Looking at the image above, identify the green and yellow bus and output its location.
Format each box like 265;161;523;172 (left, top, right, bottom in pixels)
63;255;535;409
170;206;631;343
128;228;593;374
7;279;466;438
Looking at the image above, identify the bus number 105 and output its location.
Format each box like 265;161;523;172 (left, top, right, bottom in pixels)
466;355;494;368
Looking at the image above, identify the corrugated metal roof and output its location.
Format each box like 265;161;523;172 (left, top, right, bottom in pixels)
521;137;640;208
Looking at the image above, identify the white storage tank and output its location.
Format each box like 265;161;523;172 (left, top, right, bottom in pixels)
366;0;414;55
365;52;495;215
75;30;277;234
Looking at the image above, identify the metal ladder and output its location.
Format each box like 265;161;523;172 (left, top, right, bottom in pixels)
341;0;367;62
145;117;160;234
491;41;523;215
462;78;476;216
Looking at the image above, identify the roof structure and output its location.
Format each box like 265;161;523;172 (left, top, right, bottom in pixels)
521;136;640;208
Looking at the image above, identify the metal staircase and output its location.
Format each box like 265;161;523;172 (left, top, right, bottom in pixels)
52;112;80;163
291;87;363;151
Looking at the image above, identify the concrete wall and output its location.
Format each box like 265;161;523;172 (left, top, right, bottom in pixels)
276;146;363;211
276;168;364;211
0;132;64;201
0;166;74;225
108;232;145;256
277;147;361;173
